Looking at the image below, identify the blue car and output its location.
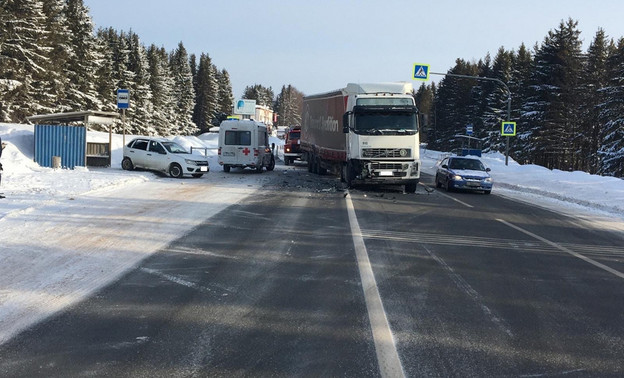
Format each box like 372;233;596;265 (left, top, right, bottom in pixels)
435;156;493;194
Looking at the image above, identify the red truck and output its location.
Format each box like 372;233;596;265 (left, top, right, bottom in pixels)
283;126;302;165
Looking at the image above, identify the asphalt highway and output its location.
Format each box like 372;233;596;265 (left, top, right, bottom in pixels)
0;166;623;377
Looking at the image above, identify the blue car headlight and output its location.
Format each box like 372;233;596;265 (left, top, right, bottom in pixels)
484;177;493;183
452;175;463;181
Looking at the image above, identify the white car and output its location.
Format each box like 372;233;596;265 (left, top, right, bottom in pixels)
122;137;209;178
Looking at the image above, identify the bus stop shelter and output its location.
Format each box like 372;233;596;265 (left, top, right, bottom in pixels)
26;111;119;168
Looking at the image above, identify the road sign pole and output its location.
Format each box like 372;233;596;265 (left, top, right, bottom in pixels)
122;108;126;146
430;71;513;165
505;94;511;166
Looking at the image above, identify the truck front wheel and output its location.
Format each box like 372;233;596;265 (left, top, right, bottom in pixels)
405;181;418;193
342;162;354;187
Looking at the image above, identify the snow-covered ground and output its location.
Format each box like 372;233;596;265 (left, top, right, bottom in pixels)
1;122;623;345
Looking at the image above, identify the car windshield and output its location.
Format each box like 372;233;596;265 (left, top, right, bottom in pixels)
449;158;486;171
162;142;188;154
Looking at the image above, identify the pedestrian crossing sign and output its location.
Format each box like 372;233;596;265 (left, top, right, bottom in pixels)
501;121;516;136
412;63;430;80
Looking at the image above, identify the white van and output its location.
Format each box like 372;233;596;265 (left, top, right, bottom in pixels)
218;120;275;173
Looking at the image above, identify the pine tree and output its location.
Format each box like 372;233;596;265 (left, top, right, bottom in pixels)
243;84;274;109
215;69;234;118
275;84;303;126
598;37;624;176
193;53;218;133
147;45;176;136
483;47;514;153
169;42;197;135
579;29;611;173
40;0;72;113
522;19;583;170
94;28;117;114
0;0;50;121
510;43;534;163
125;31;154;135
413;82;435;144
64;0;101;111
432;59;479;151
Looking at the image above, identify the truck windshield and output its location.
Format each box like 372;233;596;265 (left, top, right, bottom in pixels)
354;111;418;135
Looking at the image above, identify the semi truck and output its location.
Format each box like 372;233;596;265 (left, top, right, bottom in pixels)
301;82;420;192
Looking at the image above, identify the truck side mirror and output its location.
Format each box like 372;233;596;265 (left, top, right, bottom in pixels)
343;112;351;133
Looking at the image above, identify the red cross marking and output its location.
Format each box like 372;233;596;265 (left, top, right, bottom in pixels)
242;147;250;156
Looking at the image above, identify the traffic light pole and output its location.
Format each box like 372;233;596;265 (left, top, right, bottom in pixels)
430;72;512;165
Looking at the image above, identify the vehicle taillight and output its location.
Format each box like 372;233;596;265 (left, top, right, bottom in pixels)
254;149;259;157
218;147;221;156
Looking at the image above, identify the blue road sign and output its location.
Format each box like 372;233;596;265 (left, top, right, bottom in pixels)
117;89;129;109
501;121;516;136
466;124;474;136
412;63;430;80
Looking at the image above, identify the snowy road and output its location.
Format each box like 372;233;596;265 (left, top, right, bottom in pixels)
0;171;266;345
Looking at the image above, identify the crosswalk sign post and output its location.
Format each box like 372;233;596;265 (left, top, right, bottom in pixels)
501;121;516;136
412;63;430;80
501;121;516;166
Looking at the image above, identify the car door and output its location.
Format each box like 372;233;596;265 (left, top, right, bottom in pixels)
146;140;169;171
127;139;149;168
437;157;449;184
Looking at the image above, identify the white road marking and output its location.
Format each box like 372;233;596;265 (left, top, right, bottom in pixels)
435;189;474;208
345;192;405;378
497;219;624;280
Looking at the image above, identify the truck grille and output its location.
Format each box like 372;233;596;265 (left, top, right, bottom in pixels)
371;163;403;170
362;148;411;158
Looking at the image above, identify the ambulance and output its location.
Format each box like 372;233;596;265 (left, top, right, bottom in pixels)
218;119;276;173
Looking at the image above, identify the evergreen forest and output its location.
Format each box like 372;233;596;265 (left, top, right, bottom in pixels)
0;0;303;137
415;19;624;177
1;1;623;177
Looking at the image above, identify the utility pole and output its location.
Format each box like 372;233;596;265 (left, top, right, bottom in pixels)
430;72;512;165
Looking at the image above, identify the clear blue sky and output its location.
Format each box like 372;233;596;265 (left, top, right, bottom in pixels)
84;0;624;99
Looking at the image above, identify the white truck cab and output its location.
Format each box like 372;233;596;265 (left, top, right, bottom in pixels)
218;119;276;173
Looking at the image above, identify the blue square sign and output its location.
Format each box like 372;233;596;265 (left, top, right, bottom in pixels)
412;63;430;80
117;89;129;109
501;121;516;136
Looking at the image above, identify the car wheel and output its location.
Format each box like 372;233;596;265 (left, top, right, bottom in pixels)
121;157;134;171
484;190;491;195
267;155;275;171
223;165;230;173
192;174;203;178
256;164;263;173
169;163;183;178
285;157;290;165
445;178;453;192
